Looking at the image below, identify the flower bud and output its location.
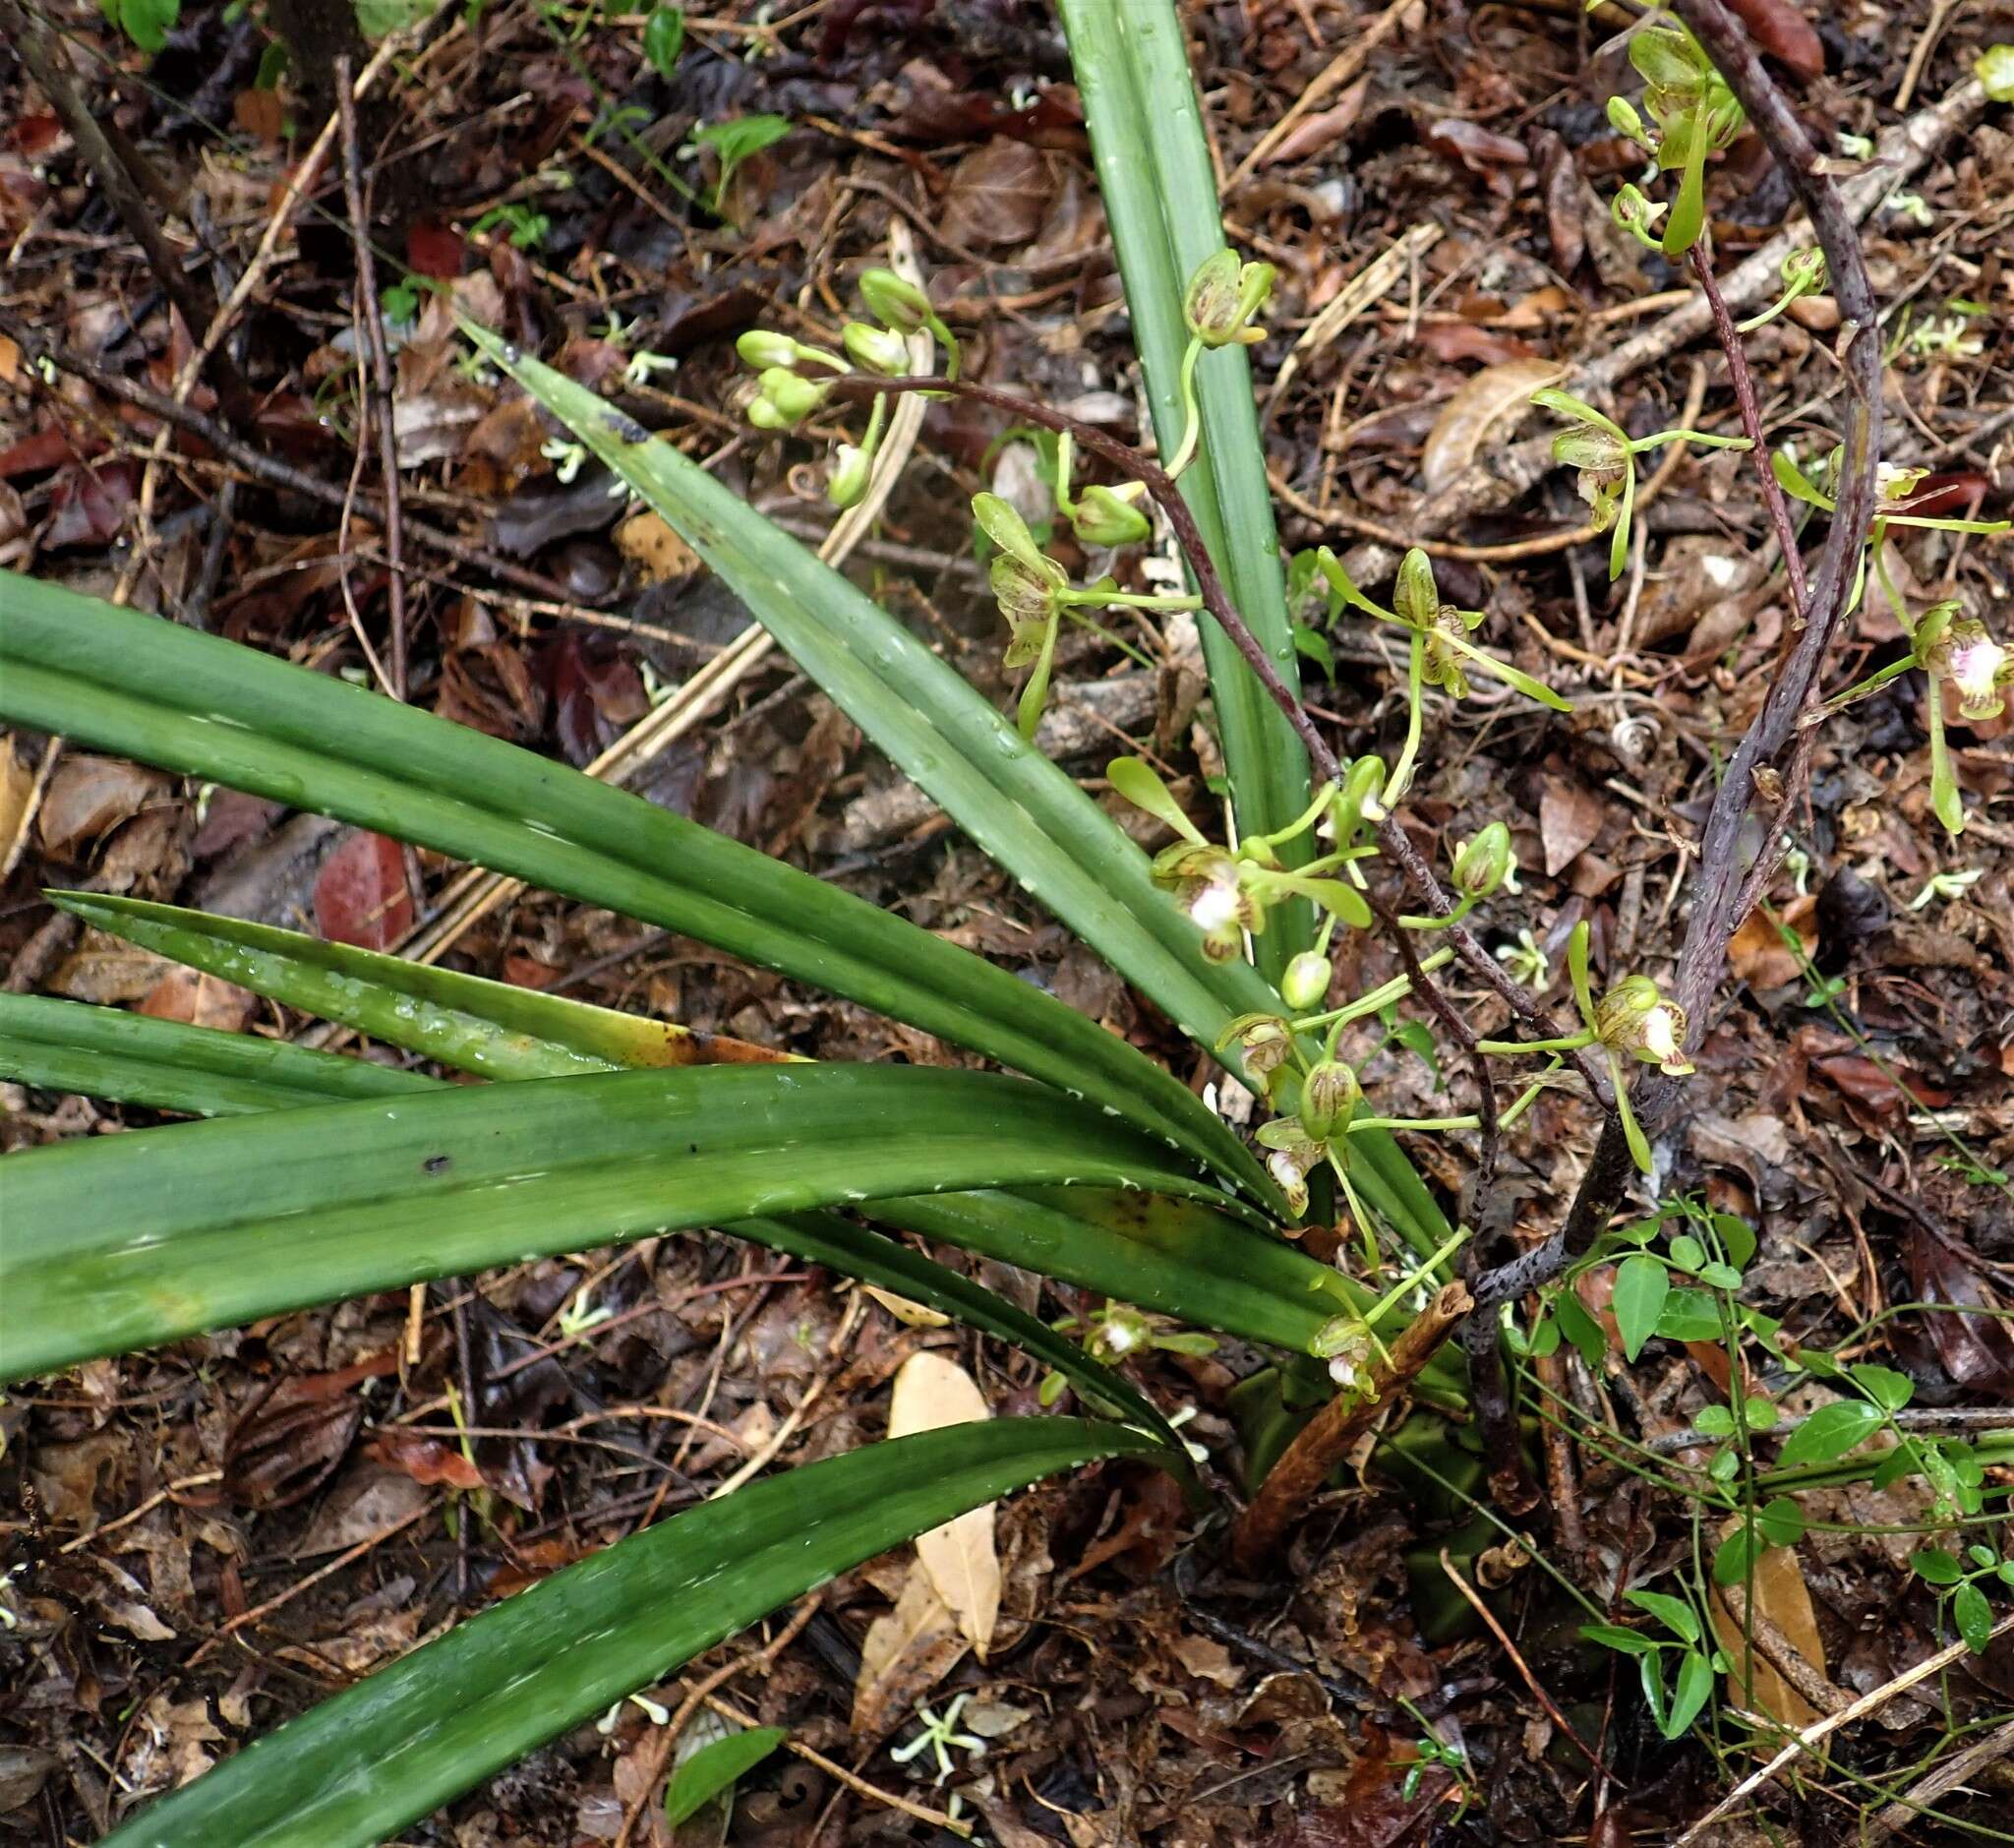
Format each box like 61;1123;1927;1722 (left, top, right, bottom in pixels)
1392;547;1440;631
1297;1058;1361;1140
1606;95;1653;150
1452;822;1514;899
827;442;871;507
745;396;791;431
736;328;803;370
1280;950;1332;1011
1069;484;1152;548
1183;248;1274;347
858;267;934;332
1596;974;1693;1076
1331;754;1388;836
1783;248;1826;289
757;367;828;425
842;320;910;376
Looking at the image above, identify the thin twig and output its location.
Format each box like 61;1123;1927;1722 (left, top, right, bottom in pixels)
1439;1547;1616;1777
1690;242;1808;618
1675;1611;2014;1844
336;55;408;699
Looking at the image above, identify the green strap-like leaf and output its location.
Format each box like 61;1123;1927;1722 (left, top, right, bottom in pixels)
0;991;434;1116
0;997;1195;1462
870;1186;1358;1353
0;1061;1248;1383
50;893;798;1079
0;569;1260;1195
1058;0;1315;978
472;333;1299;1085
98;1419;1165;1847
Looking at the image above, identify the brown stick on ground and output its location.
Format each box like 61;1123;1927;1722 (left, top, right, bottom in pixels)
335;55;409;700
1230;1282;1470;1572
0;0;257;425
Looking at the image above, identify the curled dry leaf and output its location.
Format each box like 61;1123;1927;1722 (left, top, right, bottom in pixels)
886;1350;1001;1656
1419;358;1562;495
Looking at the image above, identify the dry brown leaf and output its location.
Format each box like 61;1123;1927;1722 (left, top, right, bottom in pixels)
138;966;259;1034
940;139;1046;250
614;508;700;585
851;1562;970;1737
1419;358;1561;495
1709;1536;1829;1727
37;754;165;859
887;1350;1000;1656
1728;892;1815;990
1539;773;1603;876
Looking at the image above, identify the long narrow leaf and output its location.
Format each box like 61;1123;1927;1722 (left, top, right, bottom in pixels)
473;332;1301;1073
870;1187;1357;1353
98;1420;1165;1847
0;570;1262;1195
0;998;1194;1461
0;1061;1251;1383
1058;0;1314;976
50;893;797;1079
0;991;433;1115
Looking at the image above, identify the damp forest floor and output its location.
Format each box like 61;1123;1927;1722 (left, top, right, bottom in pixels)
4;0;2014;1843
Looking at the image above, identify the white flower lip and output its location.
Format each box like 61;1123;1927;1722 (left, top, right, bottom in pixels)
1188;880;1241;932
1642;1004;1681;1064
1949;634;2007;701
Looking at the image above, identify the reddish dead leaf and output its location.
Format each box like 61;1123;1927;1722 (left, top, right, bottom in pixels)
1425;118;1529;171
939;138;1048;250
45;460;139;549
1724;0;1824;78
1061;1466;1186;1583
1270;1730;1453;1845
407;220;465;279
1729;891;1815;989
1415;322;1538;366
224;1371;385;1509
1539;773;1603;875
0;426;88;478
138;966;258;1035
1891;472;1991;520
1907;1223;2014;1396
1267;79;1370;165
487;1536;592;1597
314;829;414;951
535;629;646;766
1810;1053;1949;1119
233;87;285;145
365;1429;488;1492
